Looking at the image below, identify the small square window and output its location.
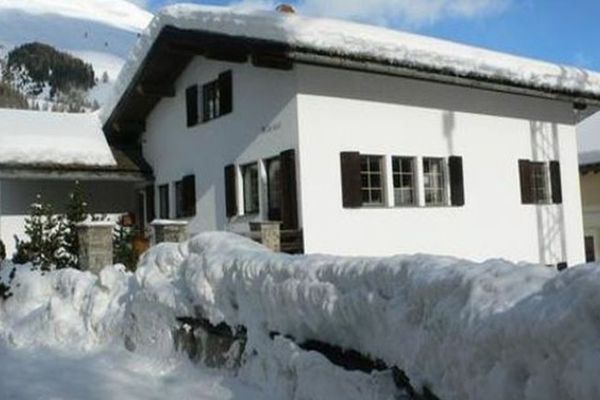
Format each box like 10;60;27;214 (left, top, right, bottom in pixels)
423;158;446;206
360;155;385;206
241;163;259;214
392;156;416;206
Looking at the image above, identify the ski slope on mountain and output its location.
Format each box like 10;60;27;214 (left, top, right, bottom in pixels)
0;0;152;82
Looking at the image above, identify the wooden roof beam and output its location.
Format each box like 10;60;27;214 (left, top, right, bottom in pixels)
112;120;146;134
136;83;175;98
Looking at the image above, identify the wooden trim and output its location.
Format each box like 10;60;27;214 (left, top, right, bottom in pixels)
224;164;237;218
518;159;533;204
280;149;298;229
448;156;465;207
186;85;199;127
550;161;563;204
340;152;362;208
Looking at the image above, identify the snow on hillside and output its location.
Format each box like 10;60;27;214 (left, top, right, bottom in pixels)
0;0;152;106
1;232;600;399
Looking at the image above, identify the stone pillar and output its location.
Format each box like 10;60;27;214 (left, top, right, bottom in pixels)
77;221;115;274
250;221;281;252
152;220;188;244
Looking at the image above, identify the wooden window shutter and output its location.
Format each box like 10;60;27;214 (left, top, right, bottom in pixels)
182;175;196;217
340;152;362;208
186;85;198;127
219;71;233;115
519;159;533;204
550;161;562;204
224;164;237;218
145;185;155;223
280;149;298;229
449;156;465;206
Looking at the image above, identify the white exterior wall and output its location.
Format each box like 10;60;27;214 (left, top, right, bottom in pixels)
0;179;135;256
296;65;585;265
143;58;299;235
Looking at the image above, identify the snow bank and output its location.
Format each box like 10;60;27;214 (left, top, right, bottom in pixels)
3;232;600;399
102;4;600;124
0;109;116;167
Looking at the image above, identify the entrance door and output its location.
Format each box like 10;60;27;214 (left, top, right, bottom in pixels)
266;157;282;222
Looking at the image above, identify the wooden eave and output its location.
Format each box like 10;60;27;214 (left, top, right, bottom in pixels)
104;26;600;142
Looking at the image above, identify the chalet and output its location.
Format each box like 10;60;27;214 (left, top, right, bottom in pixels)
99;4;600;266
0;109;151;255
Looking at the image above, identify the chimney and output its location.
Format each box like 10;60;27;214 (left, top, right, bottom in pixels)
276;4;296;14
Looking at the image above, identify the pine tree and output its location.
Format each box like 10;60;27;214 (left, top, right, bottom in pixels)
64;182;88;269
12;196;68;270
113;217;136;271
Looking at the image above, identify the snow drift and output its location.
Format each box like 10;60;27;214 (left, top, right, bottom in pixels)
2;232;600;400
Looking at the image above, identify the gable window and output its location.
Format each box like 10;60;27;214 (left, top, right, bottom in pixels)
242;163;259;214
423;158;446;206
202;71;233;122
360;155;384;206
392;156;416;206
159;184;169;219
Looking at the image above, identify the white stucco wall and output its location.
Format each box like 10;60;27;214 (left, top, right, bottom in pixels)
143;58;300;235
295;65;585;265
0;179;135;256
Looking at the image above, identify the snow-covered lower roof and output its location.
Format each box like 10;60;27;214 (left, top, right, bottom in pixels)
0;109;116;168
102;4;600;125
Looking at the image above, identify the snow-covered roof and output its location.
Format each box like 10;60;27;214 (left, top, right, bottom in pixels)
0;109;116;168
102;4;600;125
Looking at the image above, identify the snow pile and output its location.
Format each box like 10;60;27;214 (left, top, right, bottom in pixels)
3;232;600;399
0;109;116;167
102;4;600;123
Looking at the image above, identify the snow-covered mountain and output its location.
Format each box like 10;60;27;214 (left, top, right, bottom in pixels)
0;0;153;104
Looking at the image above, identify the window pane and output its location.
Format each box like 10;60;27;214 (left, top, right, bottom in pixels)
423;158;445;206
242;164;259;214
359;155;384;205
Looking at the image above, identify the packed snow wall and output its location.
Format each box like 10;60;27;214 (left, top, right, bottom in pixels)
2;232;600;400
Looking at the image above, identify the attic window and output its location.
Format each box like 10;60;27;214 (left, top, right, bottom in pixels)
202;71;233;122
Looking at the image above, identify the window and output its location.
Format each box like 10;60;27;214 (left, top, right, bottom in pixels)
392;157;416;206
530;162;550;204
159;184;169;219
242;163;259;214
175;176;196;218
360;155;384;206
202;71;233;122
202;81;220;121
423;158;446;206
519;160;557;205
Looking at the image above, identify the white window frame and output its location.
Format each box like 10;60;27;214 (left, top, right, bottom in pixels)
392;156;418;207
360;155;386;207
422;157;447;207
241;162;260;215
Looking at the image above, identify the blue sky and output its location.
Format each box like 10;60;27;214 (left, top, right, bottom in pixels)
141;0;600;70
